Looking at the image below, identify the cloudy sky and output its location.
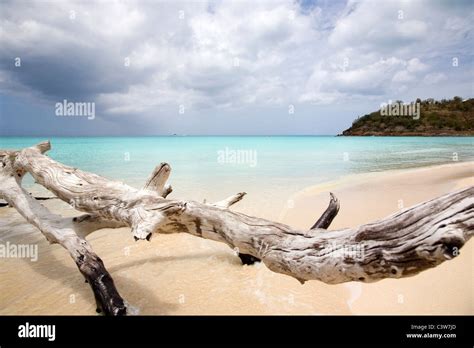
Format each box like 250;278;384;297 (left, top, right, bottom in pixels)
0;0;472;135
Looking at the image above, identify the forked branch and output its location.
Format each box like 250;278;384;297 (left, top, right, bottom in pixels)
1;141;472;315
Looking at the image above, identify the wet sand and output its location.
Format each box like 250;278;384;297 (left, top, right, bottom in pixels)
281;161;474;314
0;161;472;315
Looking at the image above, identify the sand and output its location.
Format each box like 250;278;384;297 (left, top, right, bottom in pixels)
0;161;472;315
281;161;474;315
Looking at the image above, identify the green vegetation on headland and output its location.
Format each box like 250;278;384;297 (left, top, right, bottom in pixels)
341;97;474;136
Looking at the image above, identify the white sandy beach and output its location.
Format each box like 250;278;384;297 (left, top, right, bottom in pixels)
0;161;472;315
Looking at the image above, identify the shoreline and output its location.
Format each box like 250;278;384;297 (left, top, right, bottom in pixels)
280;160;474;233
0;161;472;315
286;160;474;202
280;160;473;315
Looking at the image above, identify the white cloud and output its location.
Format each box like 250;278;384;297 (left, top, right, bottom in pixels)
392;70;415;83
0;0;472;117
407;58;428;73
423;72;448;84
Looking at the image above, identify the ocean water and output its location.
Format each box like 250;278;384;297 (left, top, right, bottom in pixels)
1;136;473;218
1;136;473;315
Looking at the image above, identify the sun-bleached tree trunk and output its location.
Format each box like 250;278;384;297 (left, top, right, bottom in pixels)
1;141;472;315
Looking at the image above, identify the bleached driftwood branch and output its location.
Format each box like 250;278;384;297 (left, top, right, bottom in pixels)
0;143;126;315
0;141;472;315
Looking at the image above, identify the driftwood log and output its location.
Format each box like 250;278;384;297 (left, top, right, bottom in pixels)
0;141;472;315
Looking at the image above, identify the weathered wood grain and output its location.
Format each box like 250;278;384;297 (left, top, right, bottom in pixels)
1;141;472;315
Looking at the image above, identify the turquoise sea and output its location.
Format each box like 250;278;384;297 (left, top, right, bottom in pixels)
1;136;473;218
